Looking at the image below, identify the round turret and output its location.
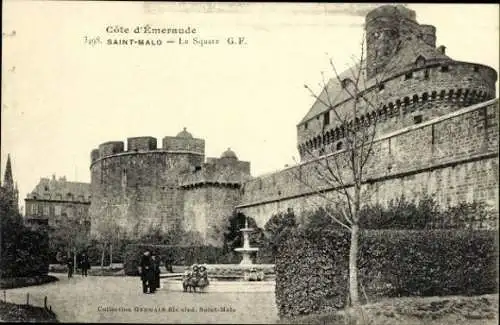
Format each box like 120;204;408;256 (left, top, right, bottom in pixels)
176;127;193;139
221;148;238;160
365;5;420;78
420;24;436;48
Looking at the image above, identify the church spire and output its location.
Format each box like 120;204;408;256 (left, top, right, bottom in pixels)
3;154;14;190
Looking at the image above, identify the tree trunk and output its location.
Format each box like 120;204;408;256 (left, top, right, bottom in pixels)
73;247;77;274
100;243;106;269
349;223;360;306
109;244;113;267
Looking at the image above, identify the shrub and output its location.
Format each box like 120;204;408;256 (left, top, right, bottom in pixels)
257;209;298;264
0;190;50;278
275;225;498;319
123;244;239;275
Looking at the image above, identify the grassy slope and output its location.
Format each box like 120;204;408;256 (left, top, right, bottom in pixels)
0;301;58;323
285;294;498;325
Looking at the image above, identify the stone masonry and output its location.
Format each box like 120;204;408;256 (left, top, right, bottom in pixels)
89;5;499;245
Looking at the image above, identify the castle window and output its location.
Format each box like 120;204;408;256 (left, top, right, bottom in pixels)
341;78;353;89
422;93;429;101
304;122;308;130
473;66;479;73
440;65;449;72
424;69;429;79
416;56;426;66
439;90;446;99
404;72;413;80
378;83;385;91
403;97;410;106
44;186;49;191
323;111;330;126
431;91;437;99
388;103;394;117
336;141;343;151
414;115;423;124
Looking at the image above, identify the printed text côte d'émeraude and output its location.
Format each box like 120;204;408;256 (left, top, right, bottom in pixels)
105;25;197;34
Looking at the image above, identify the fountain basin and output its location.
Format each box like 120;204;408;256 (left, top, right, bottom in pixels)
234;248;259;252
161;277;275;293
159;264;275;292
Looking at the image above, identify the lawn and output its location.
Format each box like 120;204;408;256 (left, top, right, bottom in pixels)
0;300;58;322
283;294;498;325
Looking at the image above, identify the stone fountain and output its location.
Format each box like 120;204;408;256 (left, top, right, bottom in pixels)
161;216;274;292
234;218;259;265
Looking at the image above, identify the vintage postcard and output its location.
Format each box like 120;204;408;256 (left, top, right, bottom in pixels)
1;1;499;324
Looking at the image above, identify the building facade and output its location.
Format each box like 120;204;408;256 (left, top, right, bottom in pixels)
89;5;499;244
24;175;91;229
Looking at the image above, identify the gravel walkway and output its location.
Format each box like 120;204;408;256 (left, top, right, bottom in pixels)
2;274;278;323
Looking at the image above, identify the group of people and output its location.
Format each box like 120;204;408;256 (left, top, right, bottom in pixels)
139;250;162;294
66;252;91;278
182;264;209;292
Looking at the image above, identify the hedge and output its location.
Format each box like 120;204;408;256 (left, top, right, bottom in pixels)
275;228;498;319
123;244;240;275
0;275;58;289
0;226;50;278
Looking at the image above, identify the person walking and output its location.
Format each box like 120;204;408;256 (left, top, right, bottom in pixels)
165;251;174;273
139;250;154;294
67;255;74;279
79;252;90;277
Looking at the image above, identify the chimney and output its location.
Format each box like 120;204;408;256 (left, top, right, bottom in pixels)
437;45;446;55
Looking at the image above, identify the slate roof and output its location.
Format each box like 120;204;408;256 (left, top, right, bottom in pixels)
300;38;451;124
26;176;91;202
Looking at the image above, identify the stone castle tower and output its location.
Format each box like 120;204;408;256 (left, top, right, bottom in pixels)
237;5;498;229
89;128;250;245
296;4;497;161
90;5;499;242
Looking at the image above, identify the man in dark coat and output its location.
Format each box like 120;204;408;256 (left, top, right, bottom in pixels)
67;255;74;279
139;250;154;294
165;251;174;273
79;252;90;277
151;255;161;293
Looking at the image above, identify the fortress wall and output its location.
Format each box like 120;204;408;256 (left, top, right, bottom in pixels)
162;136;205;156
127;137;157;151
239;100;499;227
298;63;497;159
238;156;498;229
183;185;241;246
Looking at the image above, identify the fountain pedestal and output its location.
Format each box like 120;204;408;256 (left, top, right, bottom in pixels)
234;219;259;265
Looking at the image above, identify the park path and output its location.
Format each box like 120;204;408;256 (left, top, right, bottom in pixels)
2;274;279;323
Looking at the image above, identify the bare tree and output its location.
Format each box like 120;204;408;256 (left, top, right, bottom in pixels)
292;30;406;307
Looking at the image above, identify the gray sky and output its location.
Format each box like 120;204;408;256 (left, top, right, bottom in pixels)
2;2;499;211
